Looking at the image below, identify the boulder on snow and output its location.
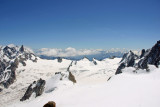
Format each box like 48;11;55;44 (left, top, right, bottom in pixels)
67;61;73;71
68;72;76;83
43;101;56;107
20;78;46;101
93;60;97;65
57;57;62;63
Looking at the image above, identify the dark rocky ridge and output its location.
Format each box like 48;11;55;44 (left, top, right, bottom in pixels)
115;51;137;74
0;45;38;89
20;78;46;101
138;40;160;69
140;49;145;58
116;40;160;74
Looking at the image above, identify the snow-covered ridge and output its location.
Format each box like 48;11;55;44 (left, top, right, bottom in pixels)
0;51;121;106
0;44;37;90
0;41;160;107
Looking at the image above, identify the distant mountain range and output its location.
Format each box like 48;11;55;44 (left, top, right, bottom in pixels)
39;51;126;60
37;48;140;61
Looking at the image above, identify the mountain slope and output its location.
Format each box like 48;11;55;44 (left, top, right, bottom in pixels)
9;65;160;107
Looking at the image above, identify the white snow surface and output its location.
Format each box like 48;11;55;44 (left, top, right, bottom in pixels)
1;58;160;107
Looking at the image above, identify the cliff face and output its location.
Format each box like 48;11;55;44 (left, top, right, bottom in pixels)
0;45;38;89
116;40;160;74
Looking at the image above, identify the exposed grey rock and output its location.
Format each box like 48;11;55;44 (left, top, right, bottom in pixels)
2;58;18;88
140;49;145;58
93;59;97;65
67;61;73;71
0;88;2;92
43;101;56;107
19;45;24;53
3;46;17;59
115;51;136;75
57;57;62;63
138;40;160;69
115;63;125;75
120;51;135;67
20;78;46;101
68;72;76;83
107;77;112;81
0;45;38;89
109;56;116;59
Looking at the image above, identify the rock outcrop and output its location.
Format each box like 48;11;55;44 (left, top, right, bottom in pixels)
138;40;160;69
43;101;56;107
140;49;145;58
116;40;160;74
92;58;97;65
0;45;38;89
68;71;76;83
115;51;136;74
119;50;136;67
20;78;46;101
115;63;125;75
57;57;62;63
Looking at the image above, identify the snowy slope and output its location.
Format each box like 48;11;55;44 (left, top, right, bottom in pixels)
0;57;120;107
8;65;160;107
69;58;120;84
0;58;120;107
0;58;72;107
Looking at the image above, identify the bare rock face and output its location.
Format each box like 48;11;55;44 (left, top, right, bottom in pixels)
116;40;160;75
140;49;145;58
57;57;62;63
93;59;97;65
19;45;24;53
43;101;56;107
68;72;76;83
20;78;46;101
120;51;136;67
138;40;160;69
115;51;136;75
67;61;73;71
1;58;18;88
115;63;125;75
0;45;38;90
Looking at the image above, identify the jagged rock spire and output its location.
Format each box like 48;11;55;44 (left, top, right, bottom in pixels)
19;45;24;52
138;40;160;69
140;49;145;58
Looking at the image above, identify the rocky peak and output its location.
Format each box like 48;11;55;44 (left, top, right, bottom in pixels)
116;40;160;75
119;50;135;67
138;40;160;69
57;57;62;63
140;49;145;58
19;45;24;53
0;44;38;89
20;78;46;101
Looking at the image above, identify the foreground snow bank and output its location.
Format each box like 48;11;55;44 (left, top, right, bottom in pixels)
9;65;160;107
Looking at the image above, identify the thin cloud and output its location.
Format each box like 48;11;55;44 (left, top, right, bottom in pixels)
36;47;102;57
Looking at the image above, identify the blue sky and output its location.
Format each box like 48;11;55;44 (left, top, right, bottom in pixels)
0;0;160;49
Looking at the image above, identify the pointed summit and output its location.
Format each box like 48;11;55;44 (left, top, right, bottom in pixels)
19;45;24;53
